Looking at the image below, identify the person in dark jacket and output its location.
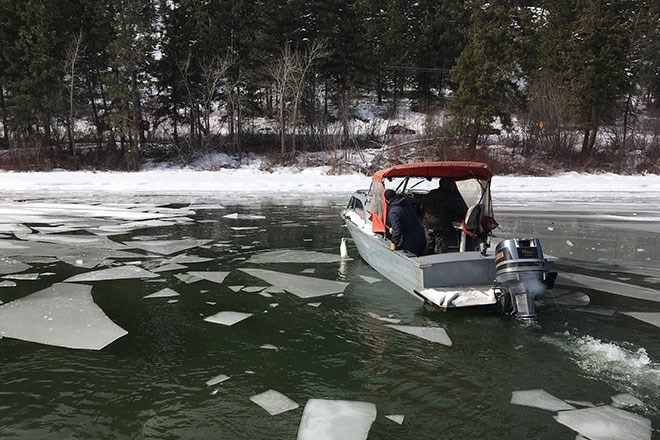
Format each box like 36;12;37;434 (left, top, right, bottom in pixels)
421;178;467;254
385;189;426;256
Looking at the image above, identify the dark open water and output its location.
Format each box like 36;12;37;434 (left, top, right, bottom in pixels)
1;195;659;439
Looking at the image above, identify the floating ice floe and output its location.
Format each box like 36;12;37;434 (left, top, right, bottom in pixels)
574;307;616;317
247;249;346;264
170;254;214;264
367;312;401;324
622;311;660;329
296;399;377;440
186;271;230;284
565;400;595;408
167;299;178;304
559;273;660;303
143;288;180;299
175;273;203;284
204;311;253;326
231;226;258;231
223;213;266;220
0;283;127;350
0;223;32;234
205;374;230;386
386;325;453;347
242;286;266;293
359;275;382;284
611;393;644;408
385;415;405;425
0;257;32;275
121;239;212;255
0;280;17;287
301;268;315;274
2;273;39;281
250;389;299;415
260;344;278;350
510;389;576;412
307;302;321;308
228;285;244;292
64;265;159;283
151;263;188;273
540;291;590;307
554;405;652;440
240;268;348;298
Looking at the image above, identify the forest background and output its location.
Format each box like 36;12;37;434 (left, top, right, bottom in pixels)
0;0;659;175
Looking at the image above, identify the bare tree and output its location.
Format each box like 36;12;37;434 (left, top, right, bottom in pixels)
64;31;85;156
200;52;234;141
269;40;327;156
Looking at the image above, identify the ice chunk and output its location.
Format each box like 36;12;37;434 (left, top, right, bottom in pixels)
143;288;180;299
231;226;258;231
250;389;299;415
242;286;266;293
367;312;401;324
204;311;253;326
64;265;159;282
386;325;453;347
559;273;660;303
151;263;187;273
511;389;576;412
223;213;265;220
0;283;127;350
622;311;660;329
296;399;377;440
359;275;382;284
121;239;212;255
247;249;346;264
565;400;595;408
228;285;244;292
240;268;348;298
264;286;285;294
0;280;17;287
2;273;39;281
170;254;213;264
187;271;230;284
0;223;32;234
574;307;616;317
611;394;644;408
307;302;321;308
301;268;315;274
175;273;203;284
385;415;404;424
554;405;652;440
0;257;32;275
260;344;278;350
167;299;178;304
206;374;230;386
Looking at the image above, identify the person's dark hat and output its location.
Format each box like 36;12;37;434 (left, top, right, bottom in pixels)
384;189;396;201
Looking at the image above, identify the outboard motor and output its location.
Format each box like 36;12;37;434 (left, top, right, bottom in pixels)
494;238;557;321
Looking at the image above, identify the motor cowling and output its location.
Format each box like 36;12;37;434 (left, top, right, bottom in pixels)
494;238;557;320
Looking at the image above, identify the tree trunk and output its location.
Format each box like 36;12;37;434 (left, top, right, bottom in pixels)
468;119;480;153
0;85;10;149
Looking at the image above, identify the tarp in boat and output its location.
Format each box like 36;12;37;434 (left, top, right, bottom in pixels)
369;161;495;235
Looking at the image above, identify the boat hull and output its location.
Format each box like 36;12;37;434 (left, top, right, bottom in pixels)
344;216;498;308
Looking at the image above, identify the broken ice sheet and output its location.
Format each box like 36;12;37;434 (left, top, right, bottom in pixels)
143;288;180;299
175;273;203;284
622;311;660;329
559;273;660;303
170;254;213;264
386;325;453;347
247;249;347;264
223;212;266;220
385;415;405;424
204;311;253;326
205;374;230;386
0;282;127;350
240;268;348;298
0;280;17;287
121;239;212;255
64;265;159;283
554;405;652;440
242;286;265;293
250;389;298;415
2;273;39;281
228;285;244;292
187;271;230;284
0;257;32;275
296;399;377;440
510;389;576;412
611;393;644;408
260;344;278;350
151;263;188;273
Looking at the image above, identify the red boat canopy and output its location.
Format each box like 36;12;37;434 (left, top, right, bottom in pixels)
373;161;492;183
369;161;493;235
